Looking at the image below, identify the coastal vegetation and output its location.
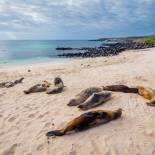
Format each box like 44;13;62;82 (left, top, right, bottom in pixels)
143;35;155;45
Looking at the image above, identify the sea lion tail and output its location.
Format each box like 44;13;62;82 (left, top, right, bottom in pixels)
46;130;65;137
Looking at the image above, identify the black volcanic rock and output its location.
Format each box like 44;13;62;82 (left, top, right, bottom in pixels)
58;42;155;58
56;47;74;50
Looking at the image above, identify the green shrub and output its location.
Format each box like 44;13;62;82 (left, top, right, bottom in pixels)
143;36;155;45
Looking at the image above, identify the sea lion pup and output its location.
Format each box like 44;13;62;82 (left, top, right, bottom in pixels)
46;108;122;137
102;85;138;93
78;92;112;110
23;81;51;94
68;87;102;106
46;77;65;94
137;86;155;106
0;77;24;88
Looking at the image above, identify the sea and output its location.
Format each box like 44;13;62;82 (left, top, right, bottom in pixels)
0;40;103;66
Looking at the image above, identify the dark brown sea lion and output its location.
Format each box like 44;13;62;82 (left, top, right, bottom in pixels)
0;77;24;88
46;77;65;94
102;85;138;93
78;92;112;110
23;81;51;94
67;87;102;106
46;108;122;137
137;86;155;106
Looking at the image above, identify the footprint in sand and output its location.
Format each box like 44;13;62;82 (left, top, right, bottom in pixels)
37;144;44;151
69;145;77;155
38;111;50;119
44;122;52;128
28;113;36;118
0;143;18;155
8;117;16;122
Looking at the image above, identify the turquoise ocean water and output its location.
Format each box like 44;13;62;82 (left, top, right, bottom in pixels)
0;40;102;66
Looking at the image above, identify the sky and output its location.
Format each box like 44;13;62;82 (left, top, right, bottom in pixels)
0;0;155;40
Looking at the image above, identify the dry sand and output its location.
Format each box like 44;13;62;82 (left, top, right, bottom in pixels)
0;48;155;155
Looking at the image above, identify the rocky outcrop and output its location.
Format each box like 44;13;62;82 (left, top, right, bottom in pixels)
58;42;155;58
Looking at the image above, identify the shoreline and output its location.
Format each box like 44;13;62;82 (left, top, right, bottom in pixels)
0;47;155;155
0;47;154;71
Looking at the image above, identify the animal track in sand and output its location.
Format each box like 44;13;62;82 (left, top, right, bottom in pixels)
91;140;102;155
37;143;45;151
28;112;37;118
69;144;77;155
8;117;16;122
37;111;50;119
0;143;18;155
44;122;52;128
134;76;148;82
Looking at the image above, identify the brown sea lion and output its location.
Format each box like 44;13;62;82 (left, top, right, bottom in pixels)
46;108;122;137
78;92;112;110
102;85;138;93
46;77;65;94
137;86;155;106
24;81;51;94
67;87;102;106
0;77;24;88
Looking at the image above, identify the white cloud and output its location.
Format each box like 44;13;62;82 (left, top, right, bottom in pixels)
0;0;154;39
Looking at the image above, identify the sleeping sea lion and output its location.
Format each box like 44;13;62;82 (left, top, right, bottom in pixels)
67;87;102;106
102;85;138;93
46;108;122;137
137;86;155;106
78;92;112;110
0;77;24;88
24;81;51;94
46;77;65;94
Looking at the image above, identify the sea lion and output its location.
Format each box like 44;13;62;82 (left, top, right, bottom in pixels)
102;85;138;93
14;77;24;84
68;87;102;106
137;86;155;106
78;92;112;110
46;77;65;94
0;77;24;88
24;81;51;94
46;108;122;137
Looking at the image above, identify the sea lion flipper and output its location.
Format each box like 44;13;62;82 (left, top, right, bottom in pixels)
46;130;64;137
146;98;155;106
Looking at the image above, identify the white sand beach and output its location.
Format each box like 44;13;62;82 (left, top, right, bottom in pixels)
0;48;155;155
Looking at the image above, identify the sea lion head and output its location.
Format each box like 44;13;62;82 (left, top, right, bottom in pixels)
54;77;63;86
78;104;87;110
42;81;51;88
20;77;24;81
137;86;145;95
113;108;122;119
78;92;112;110
67;99;79;106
